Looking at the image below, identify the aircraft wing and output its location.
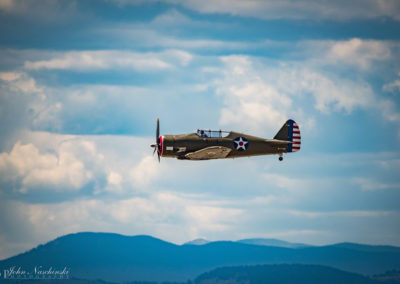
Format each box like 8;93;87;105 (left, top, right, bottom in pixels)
185;146;232;160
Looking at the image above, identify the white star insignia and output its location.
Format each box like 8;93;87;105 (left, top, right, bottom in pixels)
234;137;248;151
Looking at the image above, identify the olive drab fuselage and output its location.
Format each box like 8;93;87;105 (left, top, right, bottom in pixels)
152;119;301;161
160;132;288;159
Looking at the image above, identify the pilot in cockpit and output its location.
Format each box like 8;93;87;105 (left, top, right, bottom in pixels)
200;130;207;137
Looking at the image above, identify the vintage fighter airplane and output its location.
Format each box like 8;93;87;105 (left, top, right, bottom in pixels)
151;118;301;161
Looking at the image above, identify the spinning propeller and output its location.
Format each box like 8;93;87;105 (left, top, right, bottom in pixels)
150;118;161;162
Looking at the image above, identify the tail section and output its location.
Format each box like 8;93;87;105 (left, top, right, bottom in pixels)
274;119;301;153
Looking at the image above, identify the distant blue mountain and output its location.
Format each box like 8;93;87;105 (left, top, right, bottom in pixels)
331;242;400;253
185;238;310;248
0;232;399;282
237;238;310;248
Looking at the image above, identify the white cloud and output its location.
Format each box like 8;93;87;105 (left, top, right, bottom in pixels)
0;70;157;134
111;0;400;21
214;55;377;136
215;56;293;135
107;171;122;186
0;131;169;196
288;209;395;218
291;39;399;72
0;132;399;258
190;0;400;21
104;170;125;194
0;141;95;192
5;40;398;138
93;9;256;51
130;155;159;190
3;184;399;259
1;44;399;144
0;0;80;22
377;99;400;123
353;177;400;191
98;23;252;51
0;71;220;136
0;190;244;258
0;72;21;81
24;50;193;71
151;8;198;27
383;79;400;92
0;71;42;94
0;0;14;10
186;204;242;232
295;69;374;113
326;38;391;70
0;71;49;136
383;72;400;93
262;173;307;190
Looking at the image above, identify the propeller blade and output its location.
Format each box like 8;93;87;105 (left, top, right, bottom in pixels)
151;118;161;162
157;118;161;162
156;118;160;144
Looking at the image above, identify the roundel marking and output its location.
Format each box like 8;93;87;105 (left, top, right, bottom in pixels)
234;137;249;151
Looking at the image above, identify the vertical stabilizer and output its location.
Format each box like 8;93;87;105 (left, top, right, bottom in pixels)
274;119;301;153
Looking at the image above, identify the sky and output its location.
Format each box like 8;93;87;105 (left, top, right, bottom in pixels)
0;0;400;260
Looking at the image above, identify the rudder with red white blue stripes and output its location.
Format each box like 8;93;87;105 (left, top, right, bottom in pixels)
287;119;301;152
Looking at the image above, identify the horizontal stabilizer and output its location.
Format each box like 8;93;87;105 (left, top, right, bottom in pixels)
265;139;292;144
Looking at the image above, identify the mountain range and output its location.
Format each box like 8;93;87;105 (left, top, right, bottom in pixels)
0;232;399;282
184;238;310;248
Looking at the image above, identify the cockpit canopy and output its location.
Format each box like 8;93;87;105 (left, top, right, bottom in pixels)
196;129;230;138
